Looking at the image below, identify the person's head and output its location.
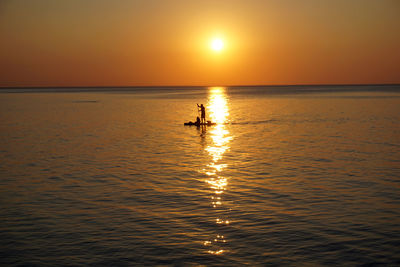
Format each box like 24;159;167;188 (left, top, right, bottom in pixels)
200;104;204;107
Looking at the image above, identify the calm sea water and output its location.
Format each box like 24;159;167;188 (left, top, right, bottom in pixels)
0;85;399;266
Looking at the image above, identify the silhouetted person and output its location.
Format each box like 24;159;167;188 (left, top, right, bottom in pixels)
198;104;206;124
196;116;201;126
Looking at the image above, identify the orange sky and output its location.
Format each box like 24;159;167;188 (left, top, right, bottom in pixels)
0;0;399;87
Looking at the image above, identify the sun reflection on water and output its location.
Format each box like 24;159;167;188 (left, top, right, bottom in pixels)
202;87;232;255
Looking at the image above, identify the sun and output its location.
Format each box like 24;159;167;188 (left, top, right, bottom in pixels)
210;38;224;52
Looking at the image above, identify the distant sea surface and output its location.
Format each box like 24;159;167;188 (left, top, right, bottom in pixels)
1;85;399;266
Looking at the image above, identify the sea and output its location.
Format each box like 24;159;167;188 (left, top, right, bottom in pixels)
0;85;399;266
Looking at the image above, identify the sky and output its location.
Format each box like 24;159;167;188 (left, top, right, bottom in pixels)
0;0;399;87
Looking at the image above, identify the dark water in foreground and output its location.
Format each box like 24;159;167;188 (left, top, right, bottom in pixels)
0;85;399;266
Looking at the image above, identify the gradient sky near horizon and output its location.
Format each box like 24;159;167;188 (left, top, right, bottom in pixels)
0;0;399;87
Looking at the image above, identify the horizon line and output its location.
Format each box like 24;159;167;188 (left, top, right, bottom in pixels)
1;83;399;89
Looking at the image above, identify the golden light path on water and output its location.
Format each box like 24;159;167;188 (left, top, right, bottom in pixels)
202;87;232;255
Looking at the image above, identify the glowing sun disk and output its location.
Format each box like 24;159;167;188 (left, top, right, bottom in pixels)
211;38;224;52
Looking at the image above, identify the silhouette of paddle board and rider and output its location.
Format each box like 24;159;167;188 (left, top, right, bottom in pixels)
198;104;206;124
184;104;216;126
